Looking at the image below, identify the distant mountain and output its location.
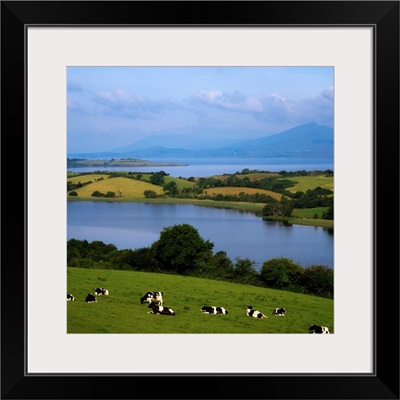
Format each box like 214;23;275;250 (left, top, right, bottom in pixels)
69;122;333;159
110;134;242;152
225;122;334;158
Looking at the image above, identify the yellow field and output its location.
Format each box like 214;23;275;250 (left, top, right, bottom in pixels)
203;186;282;200
283;175;334;193
67;174;110;184
70;177;164;198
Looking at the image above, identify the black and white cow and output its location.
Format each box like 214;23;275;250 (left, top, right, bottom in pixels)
141;291;163;306
201;305;228;315
67;294;75;301
147;303;175;316
309;324;330;334
94;287;109;296
85;293;97;303
247;306;268;319
272;307;287;316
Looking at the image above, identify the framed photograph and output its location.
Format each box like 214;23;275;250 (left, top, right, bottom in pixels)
2;1;399;399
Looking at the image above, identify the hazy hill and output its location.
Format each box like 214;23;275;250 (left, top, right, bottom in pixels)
69;122;333;159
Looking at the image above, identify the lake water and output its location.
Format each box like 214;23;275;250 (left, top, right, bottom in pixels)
67;201;334;270
67;157;334;178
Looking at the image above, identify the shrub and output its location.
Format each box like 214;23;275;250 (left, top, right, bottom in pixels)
144;190;157;198
104;191;116;198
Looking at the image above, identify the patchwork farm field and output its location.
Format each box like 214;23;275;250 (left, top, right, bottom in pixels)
67;172;333;228
67;267;334;334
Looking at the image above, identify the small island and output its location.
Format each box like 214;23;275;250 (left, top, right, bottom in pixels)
67;157;187;168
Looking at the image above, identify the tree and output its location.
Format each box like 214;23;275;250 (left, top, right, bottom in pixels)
232;257;260;285
301;265;333;298
279;196;294;217
163;181;178;196
150;171;166;185
150;224;214;274
68;191;78;196
260;257;303;289
322;203;334;220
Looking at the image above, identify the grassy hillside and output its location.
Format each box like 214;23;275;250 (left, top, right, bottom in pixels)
139;174;196;190
69;176;164;198
67;173;110;184
283;175;334;194
67;267;334;334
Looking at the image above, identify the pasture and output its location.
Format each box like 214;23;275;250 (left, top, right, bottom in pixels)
67;267;334;334
283;175;334;194
68;176;164;199
67;173;110;185
139;174;196;190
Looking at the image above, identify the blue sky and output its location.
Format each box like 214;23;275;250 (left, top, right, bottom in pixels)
67;66;334;154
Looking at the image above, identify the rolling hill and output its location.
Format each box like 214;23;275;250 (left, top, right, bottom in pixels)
68;122;334;159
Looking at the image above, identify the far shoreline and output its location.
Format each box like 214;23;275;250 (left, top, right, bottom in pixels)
67;158;187;168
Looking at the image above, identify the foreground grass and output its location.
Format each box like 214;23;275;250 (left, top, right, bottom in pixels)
67;268;334;334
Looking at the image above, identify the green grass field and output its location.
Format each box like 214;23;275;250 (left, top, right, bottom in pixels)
67;267;334;334
283;175;334;194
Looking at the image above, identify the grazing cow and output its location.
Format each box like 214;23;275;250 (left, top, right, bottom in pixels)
147;303;175;316
141;291;163;306
67;294;75;301
272;307;287;316
309;324;330;334
201;305;228;315
85;293;97;303
94;287;109;296
247;306;268;319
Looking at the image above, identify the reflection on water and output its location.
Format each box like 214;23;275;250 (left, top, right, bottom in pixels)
67;201;334;270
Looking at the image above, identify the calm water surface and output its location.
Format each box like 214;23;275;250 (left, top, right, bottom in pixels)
67;201;334;270
67;157;334;178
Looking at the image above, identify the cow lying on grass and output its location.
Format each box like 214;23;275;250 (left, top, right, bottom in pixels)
141;291;163;306
247;306;268;319
148;303;175;316
85;293;97;303
272;307;287;316
309;324;330;334
94;287;109;296
67;294;75;301
201;306;228;315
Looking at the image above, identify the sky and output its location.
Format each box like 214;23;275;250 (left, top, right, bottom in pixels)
67;66;334;154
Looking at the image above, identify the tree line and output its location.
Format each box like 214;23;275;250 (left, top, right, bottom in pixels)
68;223;333;299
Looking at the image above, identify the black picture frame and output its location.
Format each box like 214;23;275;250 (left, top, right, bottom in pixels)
1;1;399;399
